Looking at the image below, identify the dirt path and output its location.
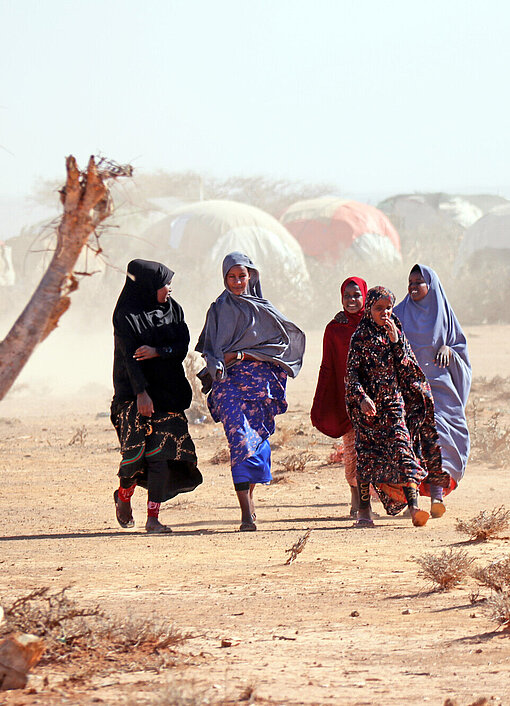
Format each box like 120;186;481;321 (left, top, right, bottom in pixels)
1;327;509;705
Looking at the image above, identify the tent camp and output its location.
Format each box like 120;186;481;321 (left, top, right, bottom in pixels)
280;197;401;264
452;204;510;322
142;200;311;316
454;204;510;271
378;193;508;233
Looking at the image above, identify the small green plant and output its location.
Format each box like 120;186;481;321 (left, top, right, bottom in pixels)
416;548;474;590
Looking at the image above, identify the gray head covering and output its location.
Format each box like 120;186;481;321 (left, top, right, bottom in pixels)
196;252;305;384
221;251;262;297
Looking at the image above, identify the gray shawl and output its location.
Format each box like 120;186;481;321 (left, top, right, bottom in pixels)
196;252;305;383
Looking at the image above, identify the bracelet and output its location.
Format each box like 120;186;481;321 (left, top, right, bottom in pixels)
236;351;245;361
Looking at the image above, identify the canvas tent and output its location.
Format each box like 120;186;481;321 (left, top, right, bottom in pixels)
142;200;311;317
378;193;508;233
280;197;401;264
454;204;510;271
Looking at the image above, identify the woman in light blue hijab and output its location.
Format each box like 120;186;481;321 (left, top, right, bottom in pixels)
196;252;305;531
394;265;471;517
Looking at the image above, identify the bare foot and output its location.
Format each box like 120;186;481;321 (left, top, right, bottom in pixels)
114;490;135;528
145;517;172;534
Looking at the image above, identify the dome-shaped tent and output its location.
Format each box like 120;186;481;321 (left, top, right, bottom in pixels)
455;204;510;271
453;204;510;323
143;200;311;318
280;197;401;264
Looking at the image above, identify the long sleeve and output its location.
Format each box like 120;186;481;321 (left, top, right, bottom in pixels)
114;322;148;396
346;337;370;407
311;323;352;437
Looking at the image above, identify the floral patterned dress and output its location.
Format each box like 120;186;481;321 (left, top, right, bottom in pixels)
345;287;446;515
208;360;288;484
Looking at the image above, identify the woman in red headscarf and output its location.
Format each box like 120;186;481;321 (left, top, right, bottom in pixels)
311;277;368;516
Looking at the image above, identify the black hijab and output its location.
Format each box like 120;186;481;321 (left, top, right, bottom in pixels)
113;259;174;320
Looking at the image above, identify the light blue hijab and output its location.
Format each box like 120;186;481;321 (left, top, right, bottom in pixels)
394;264;471;485
196;252;305;382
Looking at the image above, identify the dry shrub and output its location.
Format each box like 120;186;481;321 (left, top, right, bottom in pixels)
468;396;510;466
68;425;88;445
1;586;191;663
455;506;510;541
209;447;230;465
416;548;474;590
1;586;101;653
484;591;510;631
444;699;489;706
326;441;344;465
473;556;510;593
272;425;296;448
278;451;315;474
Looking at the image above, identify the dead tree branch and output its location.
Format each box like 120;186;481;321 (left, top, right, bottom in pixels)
0;155;132;400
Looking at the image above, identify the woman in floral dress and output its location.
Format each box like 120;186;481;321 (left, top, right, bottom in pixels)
196;252;305;531
346;286;446;527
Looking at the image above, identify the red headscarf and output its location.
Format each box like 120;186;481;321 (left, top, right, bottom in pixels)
340;276;368;325
310;276;368;438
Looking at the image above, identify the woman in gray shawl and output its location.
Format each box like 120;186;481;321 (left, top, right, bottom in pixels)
196;252;305;531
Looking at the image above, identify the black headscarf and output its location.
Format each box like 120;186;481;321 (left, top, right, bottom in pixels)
113;259;174;321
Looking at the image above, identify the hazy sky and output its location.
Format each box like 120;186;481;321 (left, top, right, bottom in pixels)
2;0;510;199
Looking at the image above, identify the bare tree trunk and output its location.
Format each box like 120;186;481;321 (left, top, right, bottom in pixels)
0;155;128;401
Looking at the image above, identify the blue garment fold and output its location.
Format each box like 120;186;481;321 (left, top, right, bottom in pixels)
231;439;272;485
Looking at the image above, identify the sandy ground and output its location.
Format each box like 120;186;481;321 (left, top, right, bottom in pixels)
0;326;509;705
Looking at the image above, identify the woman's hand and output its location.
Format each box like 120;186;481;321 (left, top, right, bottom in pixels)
137;390;154;417
435;345;451;367
384;319;399;343
224;352;238;364
361;397;377;416
134;345;158;361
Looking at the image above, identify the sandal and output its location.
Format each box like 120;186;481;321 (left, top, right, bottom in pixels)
240;521;257;532
353;517;375;527
114;490;135;529
411;509;429;527
430;500;446;518
145;517;173;534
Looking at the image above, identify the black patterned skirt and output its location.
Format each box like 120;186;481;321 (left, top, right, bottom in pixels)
110;400;202;502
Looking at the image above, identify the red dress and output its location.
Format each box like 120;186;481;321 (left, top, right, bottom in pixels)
311;311;359;438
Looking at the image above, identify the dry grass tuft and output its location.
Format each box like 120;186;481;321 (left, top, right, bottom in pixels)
326;442;344;465
1;586;191;664
278;451;315;474
285;529;312;565
455;506;510;541
467;383;510;466
472;556;510;593
416;548;474;590
209;447;230;464
68;425;88;445
484;591;510;631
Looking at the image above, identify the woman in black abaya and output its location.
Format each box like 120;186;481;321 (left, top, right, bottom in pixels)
111;259;202;534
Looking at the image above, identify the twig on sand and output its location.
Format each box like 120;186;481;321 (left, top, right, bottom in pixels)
285;529;312;565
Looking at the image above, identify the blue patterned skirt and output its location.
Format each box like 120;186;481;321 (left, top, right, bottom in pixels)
208;361;288;484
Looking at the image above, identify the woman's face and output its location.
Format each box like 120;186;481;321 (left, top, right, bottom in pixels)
371;296;393;327
157;282;172;303
226;265;250;295
408;271;429;302
342;282;364;314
